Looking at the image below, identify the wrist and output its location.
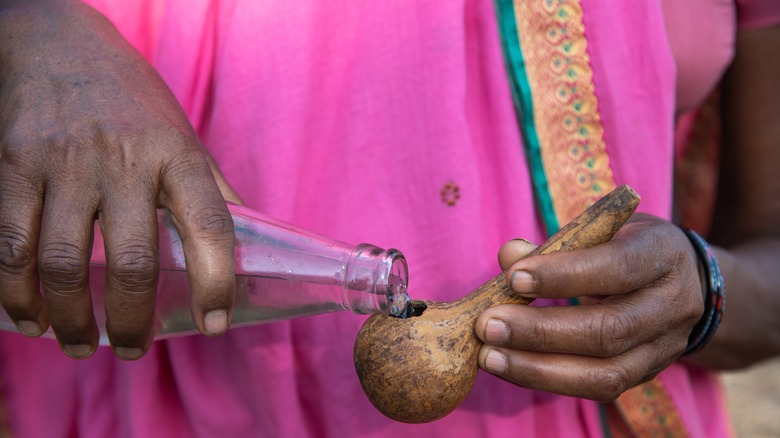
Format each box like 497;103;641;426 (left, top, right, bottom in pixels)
0;0;129;90
1;1;65;66
0;0;69;36
679;226;726;356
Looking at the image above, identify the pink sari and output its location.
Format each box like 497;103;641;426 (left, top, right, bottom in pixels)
5;0;777;435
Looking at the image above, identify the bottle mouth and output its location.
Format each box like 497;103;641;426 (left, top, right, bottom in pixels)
387;276;412;318
343;245;411;316
382;249;411;318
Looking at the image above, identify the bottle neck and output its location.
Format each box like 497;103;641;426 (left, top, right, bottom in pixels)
343;244;410;316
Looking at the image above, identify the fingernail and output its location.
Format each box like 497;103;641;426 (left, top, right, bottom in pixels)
485;318;509;344
63;343;93;359
17;320;43;337
484;349;508;375
510;270;537;295
115;347;144;361
204;309;228;335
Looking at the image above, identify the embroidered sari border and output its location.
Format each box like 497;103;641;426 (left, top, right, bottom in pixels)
615;377;690;437
496;0;616;231
495;0;560;234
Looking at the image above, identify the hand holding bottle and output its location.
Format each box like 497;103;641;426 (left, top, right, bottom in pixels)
0;0;239;360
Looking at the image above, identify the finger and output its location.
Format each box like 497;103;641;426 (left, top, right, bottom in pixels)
504;222;693;298
0;165;48;336
38;189;100;358
478;338;682;402
497;239;537;271
159;149;235;336
99;195;159;360
476;289;692;358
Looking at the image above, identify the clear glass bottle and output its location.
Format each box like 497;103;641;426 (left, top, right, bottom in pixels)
0;204;411;345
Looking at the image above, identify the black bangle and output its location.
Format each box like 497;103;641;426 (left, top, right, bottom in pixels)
679;226;725;356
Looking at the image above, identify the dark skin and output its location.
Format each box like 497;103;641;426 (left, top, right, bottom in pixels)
0;0;241;360
476;24;780;400
476;218;702;401
1;0;778;403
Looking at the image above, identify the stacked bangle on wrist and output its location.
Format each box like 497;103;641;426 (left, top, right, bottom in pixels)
679;226;726;356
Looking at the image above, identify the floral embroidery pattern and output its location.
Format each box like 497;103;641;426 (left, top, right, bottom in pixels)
440;181;461;206
616;378;688;436
512;0;615;224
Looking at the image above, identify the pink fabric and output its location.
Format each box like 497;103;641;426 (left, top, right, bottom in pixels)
662;0;780;115
661;0;736;114
0;0;733;436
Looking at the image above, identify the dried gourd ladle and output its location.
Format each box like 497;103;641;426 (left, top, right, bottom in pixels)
353;184;640;423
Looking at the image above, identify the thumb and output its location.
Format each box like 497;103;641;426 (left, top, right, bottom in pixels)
498;239;538;271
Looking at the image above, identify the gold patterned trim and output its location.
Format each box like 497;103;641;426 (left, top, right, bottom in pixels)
511;0;615;224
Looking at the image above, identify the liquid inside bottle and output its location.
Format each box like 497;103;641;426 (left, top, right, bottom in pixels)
0;204;411;345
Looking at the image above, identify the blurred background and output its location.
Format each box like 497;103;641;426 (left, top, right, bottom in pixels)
724;357;780;437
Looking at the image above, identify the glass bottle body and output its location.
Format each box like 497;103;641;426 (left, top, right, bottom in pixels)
0;204;410;345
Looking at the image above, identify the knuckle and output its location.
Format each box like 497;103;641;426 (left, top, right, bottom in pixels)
590;364;630;402
526;320;548;351
163;149;208;182
0;151;43;186
39;242;89;294
98;125;181;173
0;225;36;275
109;242;159;295
616;227;671;289
41;130;90;161
592;311;634;357
617;247;644;290
188;205;234;239
98;124;141;145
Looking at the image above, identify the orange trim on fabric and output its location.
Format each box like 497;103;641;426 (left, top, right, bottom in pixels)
510;0;615;225
614;377;690;437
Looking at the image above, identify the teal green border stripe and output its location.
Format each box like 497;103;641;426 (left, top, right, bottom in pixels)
599;403;614;438
494;0;560;235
